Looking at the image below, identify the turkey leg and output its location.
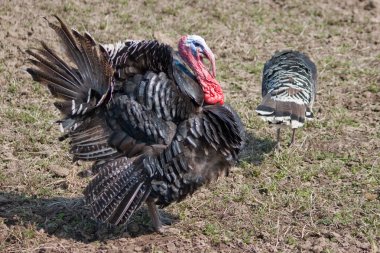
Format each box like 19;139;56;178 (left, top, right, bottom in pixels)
146;199;162;231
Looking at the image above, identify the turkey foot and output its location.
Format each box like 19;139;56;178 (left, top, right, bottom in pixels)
146;199;174;233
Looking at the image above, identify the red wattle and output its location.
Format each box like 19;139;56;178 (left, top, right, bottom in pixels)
178;36;224;105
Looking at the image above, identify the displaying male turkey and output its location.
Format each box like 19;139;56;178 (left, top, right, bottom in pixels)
27;16;244;231
255;50;317;148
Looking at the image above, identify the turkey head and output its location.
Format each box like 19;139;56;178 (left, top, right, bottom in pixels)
178;35;224;105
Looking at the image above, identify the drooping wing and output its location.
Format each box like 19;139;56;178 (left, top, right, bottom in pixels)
84;104;245;225
83;156;152;225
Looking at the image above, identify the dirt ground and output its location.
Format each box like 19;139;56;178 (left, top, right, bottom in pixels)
0;0;379;252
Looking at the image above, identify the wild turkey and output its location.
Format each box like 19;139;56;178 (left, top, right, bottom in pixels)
255;50;317;148
27;16;244;231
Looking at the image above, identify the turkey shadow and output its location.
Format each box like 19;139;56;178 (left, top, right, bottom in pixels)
239;130;276;165
0;191;178;243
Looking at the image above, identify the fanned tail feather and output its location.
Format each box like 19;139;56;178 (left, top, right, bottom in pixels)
26;16;114;126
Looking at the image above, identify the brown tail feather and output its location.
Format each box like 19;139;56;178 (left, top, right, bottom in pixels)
26;16;114;119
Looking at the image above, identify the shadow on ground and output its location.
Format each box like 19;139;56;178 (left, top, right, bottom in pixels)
0;192;178;243
239;130;276;165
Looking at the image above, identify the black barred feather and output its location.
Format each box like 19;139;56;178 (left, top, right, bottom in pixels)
84;105;244;225
60;110;118;161
130;71;197;122
27;16;245;230
256;50;317;129
103;40;173;79
109;95;177;145
84;157;152;225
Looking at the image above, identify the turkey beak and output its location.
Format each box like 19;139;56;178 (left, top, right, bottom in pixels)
204;47;216;78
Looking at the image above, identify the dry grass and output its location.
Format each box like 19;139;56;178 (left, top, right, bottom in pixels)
0;0;379;252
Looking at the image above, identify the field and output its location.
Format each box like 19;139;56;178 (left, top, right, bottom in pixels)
0;0;379;252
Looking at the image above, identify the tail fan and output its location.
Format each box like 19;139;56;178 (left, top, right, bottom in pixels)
26;16;114;124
